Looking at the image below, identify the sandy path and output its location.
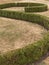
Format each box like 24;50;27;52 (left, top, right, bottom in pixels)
3;7;24;12
0;0;22;4
0;17;47;54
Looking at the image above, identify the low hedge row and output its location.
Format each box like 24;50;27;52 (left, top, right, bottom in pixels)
0;3;42;9
0;3;17;9
0;10;49;29
16;2;47;7
16;2;48;12
25;5;48;12
0;2;48;12
0;2;49;65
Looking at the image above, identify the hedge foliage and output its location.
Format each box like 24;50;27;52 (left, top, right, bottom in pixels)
0;2;49;65
0;2;48;12
25;5;48;12
16;2;48;12
0;10;49;29
0;3;17;9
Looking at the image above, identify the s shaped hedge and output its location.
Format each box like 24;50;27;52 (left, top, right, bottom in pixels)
0;2;49;65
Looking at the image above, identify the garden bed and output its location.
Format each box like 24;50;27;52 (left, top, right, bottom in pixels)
0;17;47;54
0;2;49;65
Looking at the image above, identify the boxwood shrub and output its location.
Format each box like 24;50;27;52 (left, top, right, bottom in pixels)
25;5;48;12
0;3;17;9
16;2;48;12
0;2;48;12
0;10;49;29
0;2;49;65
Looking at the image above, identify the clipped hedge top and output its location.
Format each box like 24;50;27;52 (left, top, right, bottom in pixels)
0;2;49;65
0;2;48;12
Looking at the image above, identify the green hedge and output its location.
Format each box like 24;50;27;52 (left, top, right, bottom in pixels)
0;10;49;29
25;5;48;12
0;2;48;12
0;3;17;9
0;2;49;65
16;2;47;7
16;2;48;12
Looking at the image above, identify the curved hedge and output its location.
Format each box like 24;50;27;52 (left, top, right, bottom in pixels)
0;2;48;12
0;2;49;65
16;2;48;12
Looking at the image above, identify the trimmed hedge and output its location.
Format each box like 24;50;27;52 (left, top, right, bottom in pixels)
16;2;47;7
25;5;48;12
0;2;49;65
0;10;49;29
0;3;17;9
0;2;48;12
16;2;48;12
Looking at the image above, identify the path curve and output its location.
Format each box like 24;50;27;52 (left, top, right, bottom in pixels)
0;1;49;65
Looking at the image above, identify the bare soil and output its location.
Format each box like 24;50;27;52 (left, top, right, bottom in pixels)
43;57;49;65
0;0;22;4
3;7;24;12
0;17;47;54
